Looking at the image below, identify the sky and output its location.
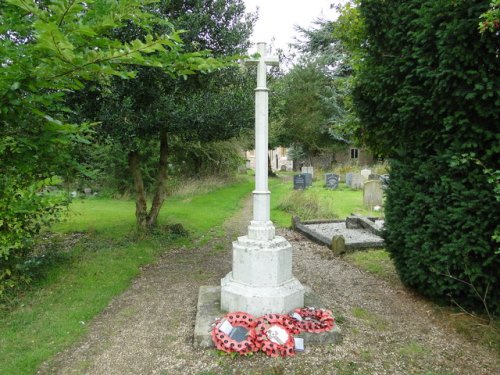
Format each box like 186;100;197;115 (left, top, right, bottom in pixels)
243;0;340;53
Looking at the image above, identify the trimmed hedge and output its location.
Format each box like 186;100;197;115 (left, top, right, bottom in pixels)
355;0;499;315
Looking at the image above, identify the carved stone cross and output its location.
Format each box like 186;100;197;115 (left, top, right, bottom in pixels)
244;42;279;240
220;42;304;316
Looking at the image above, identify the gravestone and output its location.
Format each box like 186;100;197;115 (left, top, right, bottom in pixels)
345;172;353;187
350;173;363;189
368;174;380;181
325;173;339;189
331;235;346;255
301;166;314;178
294;174;307;190
304;173;313;187
83;188;92;196
280;165;287;171
364;180;383;207
380;174;390;189
360;169;372;181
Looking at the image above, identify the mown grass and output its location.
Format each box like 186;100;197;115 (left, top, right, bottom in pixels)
0;177;253;375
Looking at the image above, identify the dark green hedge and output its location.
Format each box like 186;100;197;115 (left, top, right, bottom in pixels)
355;0;499;315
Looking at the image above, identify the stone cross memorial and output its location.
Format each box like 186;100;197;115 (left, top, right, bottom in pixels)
221;43;304;316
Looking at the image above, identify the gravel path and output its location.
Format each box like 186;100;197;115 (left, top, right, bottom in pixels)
38;196;499;375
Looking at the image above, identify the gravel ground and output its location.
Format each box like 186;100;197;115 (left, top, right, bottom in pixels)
305;222;384;246
38;198;499;375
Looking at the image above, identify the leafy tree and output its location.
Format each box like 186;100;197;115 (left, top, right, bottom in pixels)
270;19;353;165
73;0;256;230
354;0;499;316
0;0;221;295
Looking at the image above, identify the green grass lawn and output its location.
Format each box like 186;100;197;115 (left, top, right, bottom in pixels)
0;177;253;375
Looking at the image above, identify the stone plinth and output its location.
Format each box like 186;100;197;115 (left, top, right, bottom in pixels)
195;286;341;348
221;235;304;316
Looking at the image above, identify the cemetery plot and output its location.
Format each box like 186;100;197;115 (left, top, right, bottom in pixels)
293;216;385;254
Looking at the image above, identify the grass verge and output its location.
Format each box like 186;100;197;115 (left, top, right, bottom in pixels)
343;249;500;354
0;177;253;375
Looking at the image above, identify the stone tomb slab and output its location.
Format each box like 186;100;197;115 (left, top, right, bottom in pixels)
194;286;342;348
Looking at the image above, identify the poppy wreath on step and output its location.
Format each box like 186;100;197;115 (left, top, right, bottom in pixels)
254;314;299;357
291;307;335;333
211;312;258;355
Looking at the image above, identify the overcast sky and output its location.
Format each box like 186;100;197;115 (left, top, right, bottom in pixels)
243;0;340;53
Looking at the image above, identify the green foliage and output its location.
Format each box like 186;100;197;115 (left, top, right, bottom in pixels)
271;13;364;160
0;0;223;296
355;0;499;315
68;0;255;230
479;0;500;32
0;177;252;374
171;139;245;177
271;61;347;157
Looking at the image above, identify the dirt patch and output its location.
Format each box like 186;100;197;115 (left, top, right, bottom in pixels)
38;197;499;375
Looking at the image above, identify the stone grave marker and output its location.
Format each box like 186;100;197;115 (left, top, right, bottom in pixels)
325;173;339;189
345;172;353;187
331;235;346;255
83;187;92;196
350;173;363;189
294;174;307;190
280;165;287;171
360;169;372;181
368;174;380;180
364;180;383;207
301;166;314;178
304;173;313;187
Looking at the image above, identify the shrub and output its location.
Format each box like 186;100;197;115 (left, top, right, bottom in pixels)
355;0;499;315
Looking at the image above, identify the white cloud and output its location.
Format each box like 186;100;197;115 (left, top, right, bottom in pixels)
243;0;340;52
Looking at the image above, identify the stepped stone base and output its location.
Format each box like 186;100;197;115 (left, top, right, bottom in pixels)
194;285;342;348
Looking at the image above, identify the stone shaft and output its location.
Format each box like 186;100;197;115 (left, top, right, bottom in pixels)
221;42;304;315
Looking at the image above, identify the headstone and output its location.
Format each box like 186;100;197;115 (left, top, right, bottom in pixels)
380;174;390;189
325;173;339;189
345;172;353;187
304;173;312;187
331;235;346;255
360;169;372;181
368;174;380;180
350;173;363;189
363;180;383;208
301;166;314;178
83;188;92;196
293;174;306;190
280;165;287;171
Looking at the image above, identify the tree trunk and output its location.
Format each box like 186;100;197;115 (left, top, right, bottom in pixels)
147;130;169;228
268;153;276;177
128;151;148;231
